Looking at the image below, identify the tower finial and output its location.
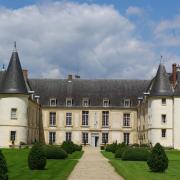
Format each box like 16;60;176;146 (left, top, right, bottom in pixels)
13;41;17;52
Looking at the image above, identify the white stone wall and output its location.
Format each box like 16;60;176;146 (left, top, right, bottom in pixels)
0;95;29;147
147;97;173;147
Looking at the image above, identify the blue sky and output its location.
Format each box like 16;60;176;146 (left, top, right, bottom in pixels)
0;0;179;79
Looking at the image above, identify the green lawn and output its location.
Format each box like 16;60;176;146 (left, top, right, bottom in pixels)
2;149;83;180
102;150;180;180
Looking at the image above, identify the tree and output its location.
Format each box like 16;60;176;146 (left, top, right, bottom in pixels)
28;143;46;170
147;143;168;172
0;150;8;180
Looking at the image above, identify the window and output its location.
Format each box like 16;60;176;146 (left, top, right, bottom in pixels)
123;113;130;127
124;133;130;145
82;98;89;107
162;114;166;123
49;112;56;126
66;132;72;141
66;112;72;126
49;132;56;144
102;111;109;127
10;131;16;141
162;129;166;138
66;98;73;107
124;99;131;107
103;99;109;107
11;108;17;119
162;98;166;105
82;111;89;126
102;133;108;144
49;98;57;107
82;132;88;144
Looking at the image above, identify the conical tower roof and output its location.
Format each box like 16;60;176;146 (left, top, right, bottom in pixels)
0;45;27;94
150;64;173;96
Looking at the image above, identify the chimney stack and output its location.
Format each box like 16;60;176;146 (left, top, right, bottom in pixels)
22;69;28;79
68;74;73;81
172;64;177;87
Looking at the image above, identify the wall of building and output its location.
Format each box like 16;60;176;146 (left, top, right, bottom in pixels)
0;94;29;147
42;108;137;146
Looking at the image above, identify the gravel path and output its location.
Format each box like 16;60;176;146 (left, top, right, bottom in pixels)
68;147;123;180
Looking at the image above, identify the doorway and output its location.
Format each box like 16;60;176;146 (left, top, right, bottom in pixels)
91;133;99;147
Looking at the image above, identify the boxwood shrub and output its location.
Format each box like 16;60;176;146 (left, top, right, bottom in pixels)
115;143;127;158
73;144;82;151
44;145;68;159
122;147;150;161
105;142;117;153
0;150;8;180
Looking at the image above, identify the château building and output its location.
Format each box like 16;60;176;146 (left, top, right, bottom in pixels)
0;45;180;149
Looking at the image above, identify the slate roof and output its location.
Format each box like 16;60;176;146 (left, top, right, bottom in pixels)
174;71;180;96
0;50;27;94
29;79;149;107
149;64;173;96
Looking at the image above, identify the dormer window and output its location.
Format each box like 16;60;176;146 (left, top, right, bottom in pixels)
103;99;109;107
124;99;131;107
66;98;73;107
82;98;89;107
50;98;57;107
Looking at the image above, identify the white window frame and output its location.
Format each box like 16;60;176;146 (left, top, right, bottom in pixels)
66;132;72;141
82;111;89;126
102;132;108;144
49;98;57;107
49;132;56;144
66;98;73;107
82;132;88;144
66;112;72;126
123;113;130;127
11;108;17;119
124;133;130;145
161;129;166;138
10;131;16;141
124;99;131;107
102;111;109;127
49;112;56;127
103;99;109;107
82;98;89;107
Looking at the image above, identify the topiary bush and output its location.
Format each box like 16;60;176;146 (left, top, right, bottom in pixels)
147;143;168;172
0;150;8;180
61;141;75;154
73;144;82;151
105;142;117;153
44;145;68;159
122;147;150;161
115;143;127;158
28;143;46;170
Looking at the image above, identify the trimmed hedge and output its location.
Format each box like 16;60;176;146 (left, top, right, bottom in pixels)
105;142;117;153
147;143;168;172
115;143;127;158
122;147;150;161
44;145;68;159
28;143;46;170
0;150;8;180
61;141;82;154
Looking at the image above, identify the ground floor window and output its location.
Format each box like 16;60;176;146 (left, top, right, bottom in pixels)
161;129;166;138
10;131;16;142
124;133;130;145
66;132;72;141
49;132;56;144
82;132;88;144
102;133;108;144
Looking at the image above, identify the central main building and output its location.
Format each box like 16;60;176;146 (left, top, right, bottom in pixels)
0;46;180;149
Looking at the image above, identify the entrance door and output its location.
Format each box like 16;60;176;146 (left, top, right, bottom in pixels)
95;136;99;147
91;133;99;147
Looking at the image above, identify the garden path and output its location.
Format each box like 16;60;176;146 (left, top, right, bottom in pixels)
68;146;123;180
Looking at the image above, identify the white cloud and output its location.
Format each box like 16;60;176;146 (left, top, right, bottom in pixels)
126;6;144;17
0;2;157;79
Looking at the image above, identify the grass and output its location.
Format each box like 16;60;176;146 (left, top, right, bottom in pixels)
2;148;83;180
102;150;180;180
